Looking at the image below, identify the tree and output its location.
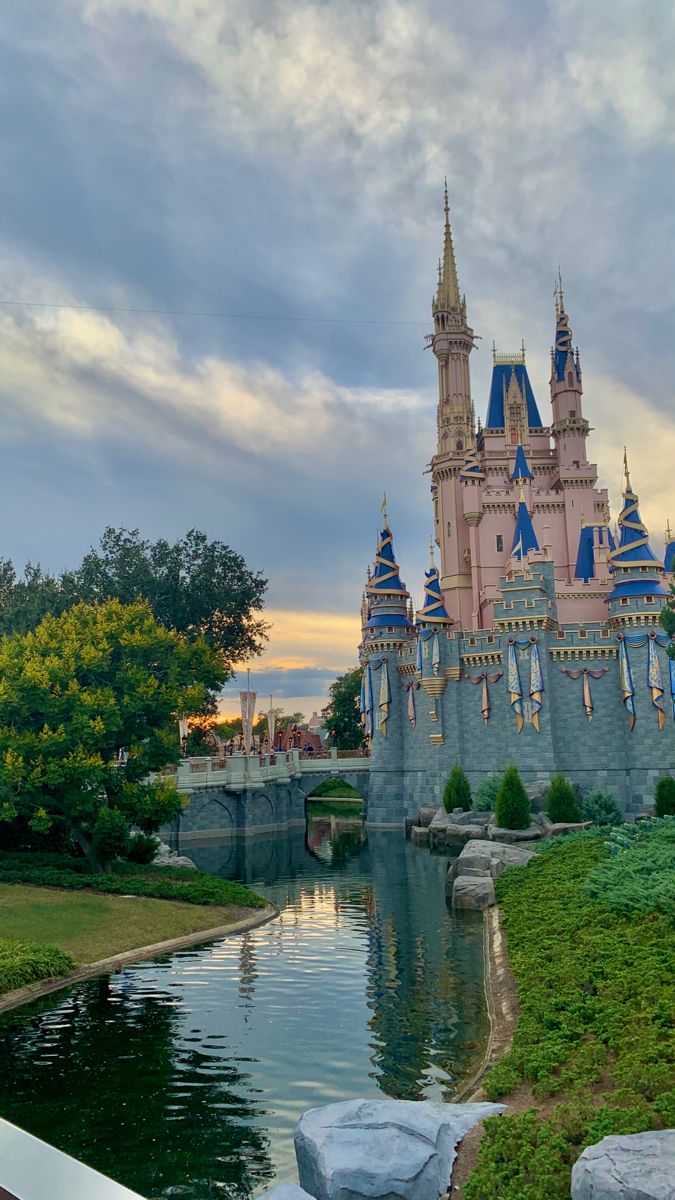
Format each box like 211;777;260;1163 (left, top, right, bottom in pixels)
0;600;227;872
495;765;531;830
0;528;269;669
322;668;365;750
546;774;582;823
654;775;675;817
443;763;472;812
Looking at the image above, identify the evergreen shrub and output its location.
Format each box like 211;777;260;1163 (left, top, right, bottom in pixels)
472;773;500;813
581;791;622;826
547;774;582;823
654;775;675;817
126;833;160;865
443;763;472;812
494;764;531;830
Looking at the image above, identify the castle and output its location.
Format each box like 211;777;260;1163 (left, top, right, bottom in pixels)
359;187;675;823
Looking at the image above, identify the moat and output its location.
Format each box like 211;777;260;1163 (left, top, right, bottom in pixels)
0;816;488;1200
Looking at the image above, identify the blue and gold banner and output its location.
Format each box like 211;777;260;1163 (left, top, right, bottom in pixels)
507;641;524;733
529;640;544;733
647;635;665;730
617;638;636;731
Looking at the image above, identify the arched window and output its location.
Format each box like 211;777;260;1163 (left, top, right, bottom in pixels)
567;371;574;386
456;440;463;452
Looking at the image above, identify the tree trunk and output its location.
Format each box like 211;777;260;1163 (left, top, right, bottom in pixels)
69;824;105;875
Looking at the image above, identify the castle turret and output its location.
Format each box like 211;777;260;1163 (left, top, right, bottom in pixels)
550;276;590;469
606;454;667;623
415;541;453;626
511;483;540;561
361;503;414;653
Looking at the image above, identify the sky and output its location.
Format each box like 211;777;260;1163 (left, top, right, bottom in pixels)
2;0;675;718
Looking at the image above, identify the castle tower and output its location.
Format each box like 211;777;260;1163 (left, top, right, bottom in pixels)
415;541;453;626
429;185;478;627
360;503;414;655
606;454;667;624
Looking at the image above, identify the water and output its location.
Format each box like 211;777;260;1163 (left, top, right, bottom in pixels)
0;818;487;1200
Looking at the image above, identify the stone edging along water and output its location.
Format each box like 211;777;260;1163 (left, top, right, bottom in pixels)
452;906;517;1103
0;903;279;1016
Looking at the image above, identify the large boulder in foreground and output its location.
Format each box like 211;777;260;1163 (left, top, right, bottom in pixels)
451;876;496;910
571;1130;675;1199
257;1185;315;1200
295;1098;504;1200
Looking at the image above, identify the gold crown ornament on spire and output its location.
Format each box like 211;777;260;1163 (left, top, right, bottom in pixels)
433;179;462;315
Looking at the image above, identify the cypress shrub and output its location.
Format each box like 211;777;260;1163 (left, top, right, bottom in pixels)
547;774;582;823
443;763;472;812
655;775;675;818
495;765;531;830
473;773;501;813
581;791;622;827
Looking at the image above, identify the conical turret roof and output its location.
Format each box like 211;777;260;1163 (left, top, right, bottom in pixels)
366;523;409;598
415;543;452;624
511;496;540;560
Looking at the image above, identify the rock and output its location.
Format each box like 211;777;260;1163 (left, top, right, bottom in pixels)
411;826;430;847
257;1185;315;1200
446;839;536;892
430;809;488;828
548;820;593;837
153;843;197;869
418;807;439;827
452;876;496;910
295;1098;505;1200
488;823;542;843
524;779;550;812
532;812;554;832
571;1130;675;1199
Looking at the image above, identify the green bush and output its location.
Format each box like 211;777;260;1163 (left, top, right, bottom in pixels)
654;775;675;818
443;763;472;812
0;857;266;910
472;773;500;813
0;937;73;996
494;765;531;829
581;791;623;827
585;818;675;921
547;774;582;823
126;833;160;865
464;833;675;1198
91;808;130;864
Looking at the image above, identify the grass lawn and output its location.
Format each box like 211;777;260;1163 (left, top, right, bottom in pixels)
0;883;255;966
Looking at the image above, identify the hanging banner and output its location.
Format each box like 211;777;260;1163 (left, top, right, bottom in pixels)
431;632;441;677
529;641;544;733
416;635;424;674
240;690;257;755
561;666;608;723
364;664;374;740
647;636;666;730
467;672;503;726
670;660;675;722
401;680;420;729
617;638;636;731
378;660;391;738
506;641;524;733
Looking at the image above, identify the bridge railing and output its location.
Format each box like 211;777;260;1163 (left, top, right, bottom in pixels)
169;748;370;791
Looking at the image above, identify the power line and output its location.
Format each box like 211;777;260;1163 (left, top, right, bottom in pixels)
0;298;428;328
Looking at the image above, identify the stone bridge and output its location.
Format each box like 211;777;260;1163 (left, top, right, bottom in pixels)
161;749;370;843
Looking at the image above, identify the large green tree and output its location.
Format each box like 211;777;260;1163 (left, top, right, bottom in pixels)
322;668;365;750
0;599;227;871
0;527;268;668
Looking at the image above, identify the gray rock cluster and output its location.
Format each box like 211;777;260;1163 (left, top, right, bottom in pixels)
571;1130;675;1199
152;841;197;870
257;1098;504;1200
448;839;536;909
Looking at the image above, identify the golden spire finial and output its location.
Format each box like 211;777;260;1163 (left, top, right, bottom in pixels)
519;480;526;503
429;536;436;569
623;447;631;490
666;518;672;545
444;176;449;216
381;492;389;528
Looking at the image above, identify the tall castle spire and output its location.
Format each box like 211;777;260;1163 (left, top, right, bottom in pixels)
433;180;462;316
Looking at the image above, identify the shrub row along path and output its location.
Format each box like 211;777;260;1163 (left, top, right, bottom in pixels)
454;829;675;1200
0;858;273;1011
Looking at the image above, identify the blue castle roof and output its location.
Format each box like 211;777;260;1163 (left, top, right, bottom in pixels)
665;541;675;573
416;563;452;624
367;526;409;597
553;307;580;384
609;484;662;568
485;363;543;429
459;445;484;479
511;444;533;480
575;524;616;583
363;610;413;629
512;499;539;560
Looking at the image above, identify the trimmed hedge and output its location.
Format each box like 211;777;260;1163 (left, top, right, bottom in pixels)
464;833;675;1200
546;774;581;823
443;763;472;812
0;937;73;996
0;857;266;910
494;765;531;830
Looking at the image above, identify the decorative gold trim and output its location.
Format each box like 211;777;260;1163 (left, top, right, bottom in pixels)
429;733;445;744
444;666;463;679
549;647;617;660
421;677;447;697
461;652;503;666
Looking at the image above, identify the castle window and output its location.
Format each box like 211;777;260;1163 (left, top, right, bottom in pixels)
487;635;495;644
496;535;504;552
447;521;452;537
567;372;574;386
601;630;610;638
569;409;575;417
620;598;630;607
646;596;654;604
456;440;463;452
468;637;476;647
557;630;565;639
579;629;587;639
